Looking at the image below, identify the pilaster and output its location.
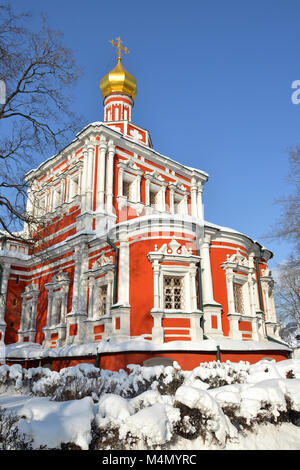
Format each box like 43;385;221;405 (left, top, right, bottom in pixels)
0;263;11;343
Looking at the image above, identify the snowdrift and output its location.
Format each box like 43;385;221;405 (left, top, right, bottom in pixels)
0;358;300;450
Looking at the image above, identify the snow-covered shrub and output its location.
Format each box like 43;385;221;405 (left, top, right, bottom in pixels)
125;362;184;397
184;361;250;389
173;385;237;446
0;359;300;450
92;400;180;450
0;410;33;450
90;419;139;450
211;378;300;432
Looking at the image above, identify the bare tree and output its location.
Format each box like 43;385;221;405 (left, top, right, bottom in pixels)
271;148;300;259
266;149;300;341
0;3;82;238
275;259;300;324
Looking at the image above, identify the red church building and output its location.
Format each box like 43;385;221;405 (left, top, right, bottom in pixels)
0;39;290;370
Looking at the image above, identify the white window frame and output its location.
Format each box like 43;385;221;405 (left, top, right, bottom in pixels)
85;255;115;321
19;282;39;342
45;272;70;328
145;172;167;213
52;184;62;210
69;173;80;200
221;251;254;317
148;239;200;314
117;160;143;208
169;183;189;215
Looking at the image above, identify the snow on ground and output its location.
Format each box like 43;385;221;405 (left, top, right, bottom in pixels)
0;358;300;450
166;422;300;450
0;394;94;449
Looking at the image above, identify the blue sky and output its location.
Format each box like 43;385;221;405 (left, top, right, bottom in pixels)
11;0;300;268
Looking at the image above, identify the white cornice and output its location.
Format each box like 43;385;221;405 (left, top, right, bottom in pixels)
25;121;209;186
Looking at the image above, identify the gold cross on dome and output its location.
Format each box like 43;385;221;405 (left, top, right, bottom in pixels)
110;37;130;60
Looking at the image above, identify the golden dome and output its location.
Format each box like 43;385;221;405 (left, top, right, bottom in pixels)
100;58;137;100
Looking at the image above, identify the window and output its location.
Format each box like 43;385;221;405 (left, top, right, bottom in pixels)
98;285;108;316
174;196;184;214
53;187;62;209
13;298;17;306
123;180;133;200
39;196;47;215
164;276;184;310
150;190;158;208
53;297;62;325
70;176;79;199
16;275;20;284
233;282;244;314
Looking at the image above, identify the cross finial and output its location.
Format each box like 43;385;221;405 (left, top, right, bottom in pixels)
109;37;130;61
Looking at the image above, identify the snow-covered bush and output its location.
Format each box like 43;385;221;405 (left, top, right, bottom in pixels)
173;385;238;446
184;360;250;389
0;410;33;450
0;361;186;401
1;359;300;450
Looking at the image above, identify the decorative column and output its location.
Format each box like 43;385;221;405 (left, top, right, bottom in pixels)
197;183;204;220
81;147;88;211
191;180;198;218
261;269;279;338
97;137;107;210
200;236;215;305
106;140;115;213
169;186;175;214
110;229;131;341
0;263;10;343
118;237;130;307
86;142;95;211
88;278;95;319
149;248;164;344
153;260;161;310
200;236;223;337
189;264;198;312
29;295;38;332
46;290;54;327
66;243;88;345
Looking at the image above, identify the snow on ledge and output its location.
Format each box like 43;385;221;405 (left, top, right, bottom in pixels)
1;337;290;362
96;337;291;354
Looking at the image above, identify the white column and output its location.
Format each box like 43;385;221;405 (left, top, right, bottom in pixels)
20;296;27;331
88;279;95;319
30;296;38;330
47;291;54;327
161;186;166;212
200;236;215;304
153;261;160;309
106;140;115;213
191;183;198;217
169;188;175;214
190;265;198;311
197;184;204;220
145;179;150;206
183;194;188;215
118;168;124;197
118;236;130;306
71;245;85;314
226;272;235;313
0;263;10;323
61;288;68;324
136;175;141;204
86;143;94;211
81;147;88;211
97;137;107;209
